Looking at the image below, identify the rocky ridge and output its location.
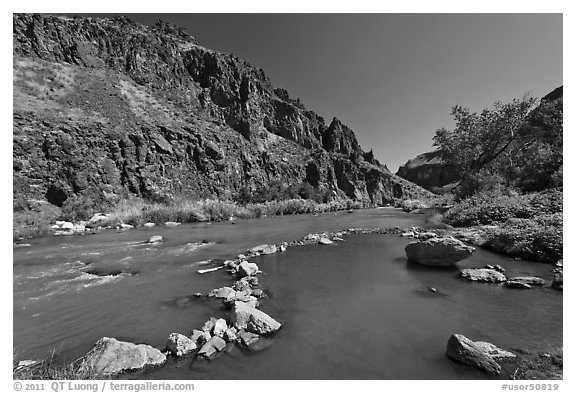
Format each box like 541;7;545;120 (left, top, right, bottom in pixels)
13;14;432;216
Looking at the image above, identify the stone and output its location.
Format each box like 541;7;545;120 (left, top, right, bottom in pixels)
237;254;247;260
202;317;218;332
446;334;501;375
190;329;204;344
212;318;228;337
233;279;252;292
233;302;281;334
60;221;75;230
401;231;415;238
552;271;563;291
250;244;277;255
506;281;532;289
146;235;163;244
199;331;212;345
237;329;260;347
208;287;236;300
224;328;237;342
507;276;545;286
460;268;507;283
474;341;517;360
318;237;333;245
165;333;197;356
417;232;438;240
143;222;156;228
251;288;264;297
304;233;321;242
405;236;475;266
165;221;181;227
120;223;134;229
238;261;259;277
494;264;505;273
197;336;226;358
81;337;166;375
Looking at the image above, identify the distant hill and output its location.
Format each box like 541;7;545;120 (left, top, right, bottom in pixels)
13;14;432;215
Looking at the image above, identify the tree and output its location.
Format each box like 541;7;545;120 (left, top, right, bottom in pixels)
433;96;538;196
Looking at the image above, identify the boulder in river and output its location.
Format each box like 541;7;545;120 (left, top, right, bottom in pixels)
190;329;204;344
238;261;259;277
237;329;260;347
209;287;236;300
250;244;277;255
202;317;218;332
197;336;226;359
224;328;238;342
507;276;545;286
212;318;228;337
446;334;503;375
146;235;163;244
233;302;281;334
166;333;197;357
405;236;475;267
81;337;166;375
318;237;333;245
460;268;507;283
143;222;155;228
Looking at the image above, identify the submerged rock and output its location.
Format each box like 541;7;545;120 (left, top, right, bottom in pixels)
460;268;507;283
233;302;281;334
446;334;502;375
506;281;532;289
166;333;197;356
405;236;475;267
81;337;165;375
508;276;545;286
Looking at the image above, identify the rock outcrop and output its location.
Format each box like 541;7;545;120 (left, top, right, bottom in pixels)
405;236;475;267
12;14;433;217
81;337;166;375
396;150;459;192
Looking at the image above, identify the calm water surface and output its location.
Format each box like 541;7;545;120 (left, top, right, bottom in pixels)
13;208;562;379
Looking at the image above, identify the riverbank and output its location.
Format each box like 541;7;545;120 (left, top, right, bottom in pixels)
13;197;368;241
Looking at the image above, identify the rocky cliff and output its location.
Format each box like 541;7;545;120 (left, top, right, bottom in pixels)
396;150;458;192
13;14;432;215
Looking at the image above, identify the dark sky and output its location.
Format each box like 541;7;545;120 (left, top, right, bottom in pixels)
89;13;562;171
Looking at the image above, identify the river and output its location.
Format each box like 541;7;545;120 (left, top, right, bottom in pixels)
13;208;562;379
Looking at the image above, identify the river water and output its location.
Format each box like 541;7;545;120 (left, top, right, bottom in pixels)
13;208;562;379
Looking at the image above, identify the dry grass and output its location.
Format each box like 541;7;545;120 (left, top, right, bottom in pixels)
13;350;103;380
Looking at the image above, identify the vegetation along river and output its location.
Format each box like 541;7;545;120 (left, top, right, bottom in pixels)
13;208;562;379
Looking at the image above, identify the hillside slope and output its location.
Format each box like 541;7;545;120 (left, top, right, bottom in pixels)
13;14;432;218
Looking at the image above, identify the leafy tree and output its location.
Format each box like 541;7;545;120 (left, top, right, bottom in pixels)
433;96;538;197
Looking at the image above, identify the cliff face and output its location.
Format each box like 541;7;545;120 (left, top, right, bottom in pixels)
13;14;432;213
396;151;458;192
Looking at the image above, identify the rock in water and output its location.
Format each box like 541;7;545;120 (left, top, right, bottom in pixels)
81;337;166;375
446;334;502;375
197;336;227;358
405;237;475;266
233;302;281;334
212;318;228;337
237;329;260;347
507;276;545;286
318;237;333;245
165;333;197;356
238;261;259;277
146;235;163;244
506;280;532;289
460;268;507;283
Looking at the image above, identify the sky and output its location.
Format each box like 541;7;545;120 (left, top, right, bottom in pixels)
87;13;561;172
